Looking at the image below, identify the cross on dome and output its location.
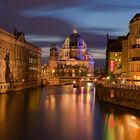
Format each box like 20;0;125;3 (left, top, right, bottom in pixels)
73;25;77;33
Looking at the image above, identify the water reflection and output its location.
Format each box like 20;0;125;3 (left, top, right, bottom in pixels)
0;86;140;140
43;86;94;140
100;104;140;140
0;88;42;140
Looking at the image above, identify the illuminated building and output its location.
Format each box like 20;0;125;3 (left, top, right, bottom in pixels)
106;35;125;78
42;29;94;85
41;45;59;85
0;28;41;93
122;13;140;84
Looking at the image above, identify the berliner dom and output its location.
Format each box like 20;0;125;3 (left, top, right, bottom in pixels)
42;29;94;85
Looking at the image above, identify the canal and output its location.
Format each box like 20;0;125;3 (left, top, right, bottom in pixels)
0;86;140;140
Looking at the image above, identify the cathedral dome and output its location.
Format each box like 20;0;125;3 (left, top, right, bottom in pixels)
63;29;87;49
69;33;82;47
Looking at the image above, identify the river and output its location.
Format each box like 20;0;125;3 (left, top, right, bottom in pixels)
0;86;140;140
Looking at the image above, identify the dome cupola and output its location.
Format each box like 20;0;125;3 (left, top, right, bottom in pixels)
63;28;87;49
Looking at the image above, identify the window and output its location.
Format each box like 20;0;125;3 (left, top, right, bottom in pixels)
136;38;140;45
137;64;140;72
131;63;134;72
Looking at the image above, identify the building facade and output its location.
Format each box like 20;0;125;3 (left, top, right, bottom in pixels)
0;28;41;93
106;35;125;79
122;13;140;85
42;29;94;85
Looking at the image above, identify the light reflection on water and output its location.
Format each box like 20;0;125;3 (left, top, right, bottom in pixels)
0;86;140;140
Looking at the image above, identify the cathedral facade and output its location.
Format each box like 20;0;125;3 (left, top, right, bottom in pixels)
42;30;94;85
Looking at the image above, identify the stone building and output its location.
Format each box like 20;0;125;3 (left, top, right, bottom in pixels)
122;13;140;85
41;45;59;85
42;29;94;85
0;28;41;93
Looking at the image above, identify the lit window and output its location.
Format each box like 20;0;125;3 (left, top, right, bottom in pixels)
119;59;121;62
115;53;117;56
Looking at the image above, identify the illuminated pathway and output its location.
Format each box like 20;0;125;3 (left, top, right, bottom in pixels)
0;86;140;140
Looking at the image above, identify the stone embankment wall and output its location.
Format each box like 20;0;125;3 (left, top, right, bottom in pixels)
96;84;140;110
0;81;41;94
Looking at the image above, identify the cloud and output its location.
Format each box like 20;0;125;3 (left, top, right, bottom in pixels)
80;27;122;34
41;46;106;60
1;0;86;10
20;4;135;36
86;4;140;13
41;47;50;57
21;3;140;19
26;35;64;42
89;48;106;59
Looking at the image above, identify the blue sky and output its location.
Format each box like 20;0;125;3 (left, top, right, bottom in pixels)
0;0;140;68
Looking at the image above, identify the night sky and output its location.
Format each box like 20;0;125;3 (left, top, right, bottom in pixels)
0;0;140;68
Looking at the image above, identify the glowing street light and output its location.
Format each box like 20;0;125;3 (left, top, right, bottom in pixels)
107;76;110;80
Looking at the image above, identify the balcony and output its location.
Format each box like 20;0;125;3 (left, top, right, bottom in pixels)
132;44;140;49
130;57;140;61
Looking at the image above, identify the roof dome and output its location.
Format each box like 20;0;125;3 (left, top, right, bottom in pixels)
130;13;140;24
63;29;87;49
69;33;82;46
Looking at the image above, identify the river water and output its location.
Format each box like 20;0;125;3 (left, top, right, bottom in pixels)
0;86;140;140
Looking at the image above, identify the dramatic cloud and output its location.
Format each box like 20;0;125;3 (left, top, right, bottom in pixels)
21;4;140;18
86;4;140;13
89;48;106;59
41;47;50;58
20;4;134;35
26;35;64;42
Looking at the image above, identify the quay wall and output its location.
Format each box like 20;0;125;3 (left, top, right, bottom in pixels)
0;81;41;94
96;84;140;110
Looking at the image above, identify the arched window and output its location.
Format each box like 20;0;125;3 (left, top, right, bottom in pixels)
52;70;55;77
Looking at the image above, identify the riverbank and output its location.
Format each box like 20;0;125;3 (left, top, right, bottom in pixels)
96;84;140;110
0;81;42;94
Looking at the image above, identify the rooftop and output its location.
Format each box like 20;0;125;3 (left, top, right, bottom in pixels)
130;13;140;24
107;36;125;52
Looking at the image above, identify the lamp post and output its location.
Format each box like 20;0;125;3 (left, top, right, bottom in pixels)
106;76;110;86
